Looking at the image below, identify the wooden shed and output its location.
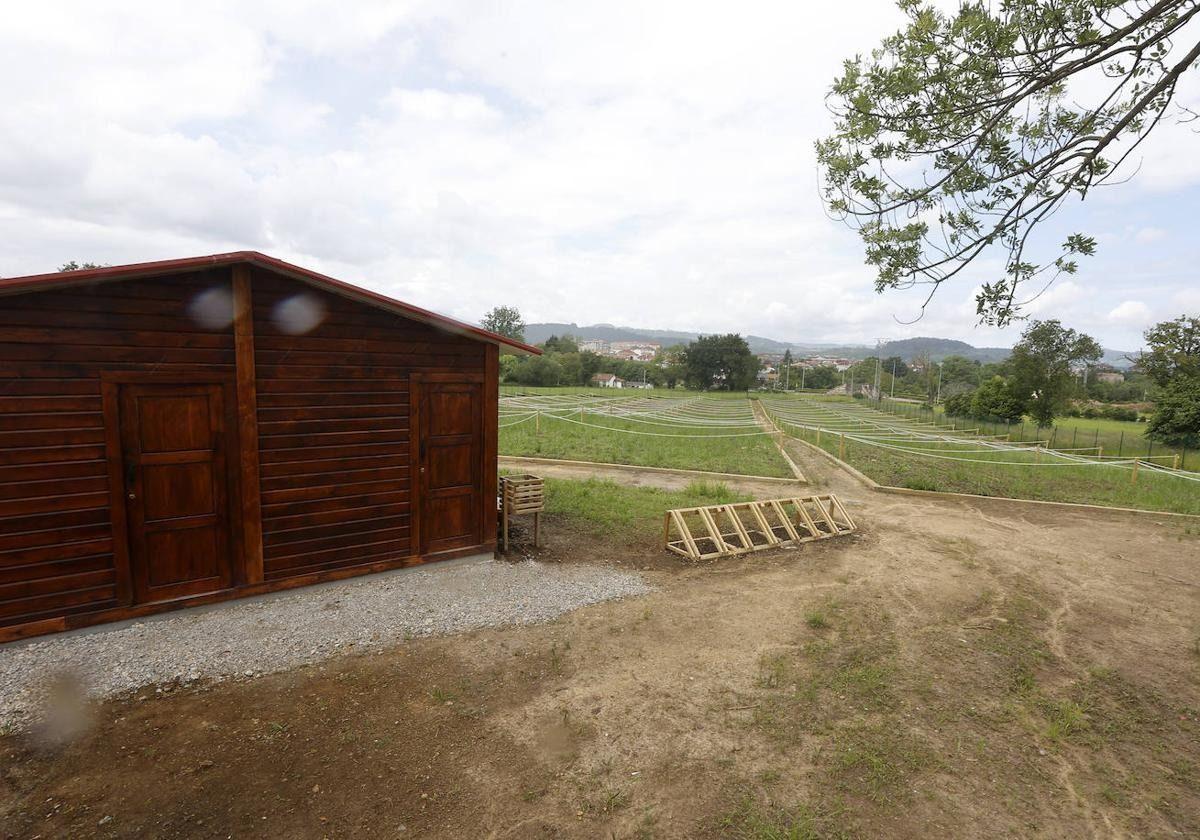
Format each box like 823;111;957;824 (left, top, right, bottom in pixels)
0;252;538;641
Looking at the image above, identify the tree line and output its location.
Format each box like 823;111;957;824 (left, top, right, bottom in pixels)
481;307;761;390
939;317;1199;448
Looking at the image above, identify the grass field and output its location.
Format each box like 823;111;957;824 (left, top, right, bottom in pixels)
767;396;1200;515
499;395;792;477
878;397;1198;469
542;477;749;539
800;428;1200;514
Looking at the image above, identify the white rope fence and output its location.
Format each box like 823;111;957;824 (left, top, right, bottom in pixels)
762;395;1200;483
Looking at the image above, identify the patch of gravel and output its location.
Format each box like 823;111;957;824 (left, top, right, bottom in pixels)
0;559;651;730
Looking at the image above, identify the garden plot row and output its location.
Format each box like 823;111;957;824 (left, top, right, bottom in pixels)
498;394;792;477
761;395;1200;486
500;393;773;437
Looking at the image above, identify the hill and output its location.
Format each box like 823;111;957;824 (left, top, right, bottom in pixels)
520;324;1135;368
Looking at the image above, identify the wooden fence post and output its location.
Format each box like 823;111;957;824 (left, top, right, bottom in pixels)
839;433;846;460
1131;459;1139;485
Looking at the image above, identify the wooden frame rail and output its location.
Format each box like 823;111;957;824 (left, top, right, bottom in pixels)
663;494;856;561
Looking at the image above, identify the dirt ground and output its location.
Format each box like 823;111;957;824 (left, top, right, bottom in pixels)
3;445;1198;838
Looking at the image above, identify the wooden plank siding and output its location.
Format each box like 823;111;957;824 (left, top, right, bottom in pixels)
0;260;503;639
250;269;487;582
0;269;235;627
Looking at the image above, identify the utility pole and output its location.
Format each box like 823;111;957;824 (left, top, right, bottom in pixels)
935;362;943;404
890;359;897;399
865;338;892;403
800;366;805;391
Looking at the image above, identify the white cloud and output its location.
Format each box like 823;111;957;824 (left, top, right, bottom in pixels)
1107;300;1153;326
1133;227;1167;244
1172;288;1200;313
0;0;1194;351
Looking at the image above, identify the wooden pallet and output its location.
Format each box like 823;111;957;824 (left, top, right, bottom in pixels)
663;494;856;561
500;473;545;551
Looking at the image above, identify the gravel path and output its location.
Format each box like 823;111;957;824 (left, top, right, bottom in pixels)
0;559;651;730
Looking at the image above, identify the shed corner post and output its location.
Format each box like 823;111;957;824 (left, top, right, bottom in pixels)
232;265;265;585
484;343;500;552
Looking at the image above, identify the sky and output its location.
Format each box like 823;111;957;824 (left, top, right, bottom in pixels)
2;1;1198;351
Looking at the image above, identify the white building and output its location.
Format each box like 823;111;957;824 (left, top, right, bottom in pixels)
591;373;624;388
579;339;610;354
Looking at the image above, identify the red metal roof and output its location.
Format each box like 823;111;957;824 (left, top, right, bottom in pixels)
0;251;541;355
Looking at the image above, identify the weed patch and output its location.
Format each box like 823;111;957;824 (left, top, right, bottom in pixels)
825;724;936;803
720;795;850;840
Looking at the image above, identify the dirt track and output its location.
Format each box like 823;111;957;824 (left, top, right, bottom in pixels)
3;444;1198;838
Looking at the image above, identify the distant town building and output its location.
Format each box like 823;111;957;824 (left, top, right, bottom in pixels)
757;365;779;383
798;356;852;372
579;339;658;361
610;341;660;361
579;339;610;354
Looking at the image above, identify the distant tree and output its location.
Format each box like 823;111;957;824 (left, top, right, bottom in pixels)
541;334;579;353
498;355;520;383
1141;315;1200;446
938;355;982;396
970;376;1026;423
804;365;839;391
781;349;794;389
579;351;604;384
58;261;106;271
683;334;759;391
1009;320;1101;427
818;1;1200;325
512;355;562;387
658;344;688;389
881;355;909;379
943;391;974;418
481;305;526;342
554;351;583;386
912;351;936;402
846;357;880;391
1146;377;1200;448
1139;315;1200;387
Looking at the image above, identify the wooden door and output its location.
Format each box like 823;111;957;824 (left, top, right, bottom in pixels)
118;382;235;603
417;380;483;555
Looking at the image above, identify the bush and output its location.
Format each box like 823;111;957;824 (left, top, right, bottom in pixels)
1101;406;1138;422
943;392;974;417
1146;377;1200;448
512;355;564;387
970;376;1026;423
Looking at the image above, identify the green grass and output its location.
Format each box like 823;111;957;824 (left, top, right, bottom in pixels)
800;428;1200;515
877;398;1197;469
771;399;1200;515
721;796;849;840
500;401;792;477
541;476;751;539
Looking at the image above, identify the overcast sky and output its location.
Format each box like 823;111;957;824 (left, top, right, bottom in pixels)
3;1;1198;350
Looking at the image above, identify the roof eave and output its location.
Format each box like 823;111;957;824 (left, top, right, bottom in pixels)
0;251;540;355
